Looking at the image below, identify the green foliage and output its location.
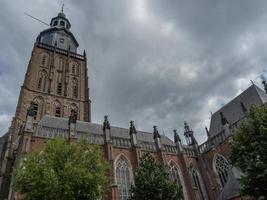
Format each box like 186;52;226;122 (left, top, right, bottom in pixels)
230;105;267;199
13;138;109;200
129;152;183;200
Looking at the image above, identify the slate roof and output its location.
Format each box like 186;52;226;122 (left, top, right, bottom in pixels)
37;115;175;146
209;84;267;137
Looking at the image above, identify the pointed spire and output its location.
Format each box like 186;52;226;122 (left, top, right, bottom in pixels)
153;125;161;139
184;121;198;146
83;50;87;61
103;115;111;130
205;126;210;139
173;129;181;143
61;3;65;13
129;121;137;135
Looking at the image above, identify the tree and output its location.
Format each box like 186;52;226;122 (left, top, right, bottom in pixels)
230;105;267;199
13;138;109;200
129;152;183;200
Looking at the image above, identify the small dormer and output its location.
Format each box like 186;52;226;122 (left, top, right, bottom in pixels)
50;12;71;30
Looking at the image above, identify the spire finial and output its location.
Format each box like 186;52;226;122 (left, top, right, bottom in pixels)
61;2;65;13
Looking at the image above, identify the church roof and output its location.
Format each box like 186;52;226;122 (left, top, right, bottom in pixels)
209;84;267;137
37;115;175;146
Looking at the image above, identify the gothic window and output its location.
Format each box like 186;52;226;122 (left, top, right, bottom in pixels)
60;38;64;43
190;168;206;200
72;64;75;74
169;162;182;188
32;103;38;120
37;77;43;90
115;156;133;200
72;78;78;98
37;70;47;91
213;154;230;188
54;101;61;117
70;103;78;119
57;82;62;95
42;55;46;66
32;96;44;120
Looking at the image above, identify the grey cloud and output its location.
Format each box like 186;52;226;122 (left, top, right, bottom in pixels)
0;0;267;144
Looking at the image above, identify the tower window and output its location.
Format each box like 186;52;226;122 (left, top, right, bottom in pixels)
33;103;38;119
55;107;61;117
72;79;78;98
57;82;62;95
53;20;58;26
72;64;75;74
73;85;78;98
42;56;46;66
60;38;64;43
37;77;43;90
60;21;65;27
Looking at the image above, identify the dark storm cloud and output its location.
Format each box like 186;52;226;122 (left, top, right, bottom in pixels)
0;0;267;143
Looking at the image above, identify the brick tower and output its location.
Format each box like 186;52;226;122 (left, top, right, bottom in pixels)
0;10;90;198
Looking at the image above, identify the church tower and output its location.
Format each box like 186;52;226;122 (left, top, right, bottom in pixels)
17;10;91;123
0;10;91;198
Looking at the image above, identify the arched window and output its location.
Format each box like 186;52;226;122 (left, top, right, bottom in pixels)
70;103;78;119
37;70;47;91
42;56;46;66
72;78;78;98
115;155;133;200
190;168;206;200
213;154;230;188
168;161;187;200
72;64;76;74
169;162;182;188
32;96;44;120
54;100;61;117
57;82;62;95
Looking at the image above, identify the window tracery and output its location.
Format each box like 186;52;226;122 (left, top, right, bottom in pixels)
213;154;230;188
115;156;132;200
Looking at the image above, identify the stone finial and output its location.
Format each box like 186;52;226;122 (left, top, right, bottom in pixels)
83;50;87;60
68;109;77;125
27;102;35;117
219;112;228;125
184;121;198;146
129;121;137;135
103;115;110;130
205;126;210;138
262;80;267;94
153;126;161;139
173;129;181;143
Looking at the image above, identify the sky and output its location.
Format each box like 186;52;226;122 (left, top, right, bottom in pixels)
0;0;267;143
